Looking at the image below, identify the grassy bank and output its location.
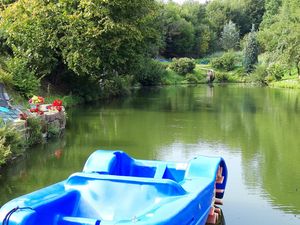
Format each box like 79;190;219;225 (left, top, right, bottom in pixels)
161;53;246;85
160;52;299;88
268;75;300;89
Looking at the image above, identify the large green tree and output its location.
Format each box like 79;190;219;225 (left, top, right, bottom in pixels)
259;0;300;77
160;2;195;58
0;0;162;92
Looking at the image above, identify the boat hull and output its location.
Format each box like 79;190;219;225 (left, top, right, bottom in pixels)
0;150;228;225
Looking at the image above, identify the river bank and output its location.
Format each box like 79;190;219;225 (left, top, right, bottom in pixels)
0;94;67;168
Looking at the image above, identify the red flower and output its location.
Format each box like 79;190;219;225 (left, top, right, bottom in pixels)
52;99;62;107
30;108;39;113
19;113;28;120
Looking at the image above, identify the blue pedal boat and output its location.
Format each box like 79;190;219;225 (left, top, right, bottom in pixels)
0;150;228;225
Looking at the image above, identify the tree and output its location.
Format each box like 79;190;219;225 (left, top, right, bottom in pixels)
0;0;163;95
260;0;282;29
161;2;195;58
220;20;240;51
243;25;259;73
259;0;300;78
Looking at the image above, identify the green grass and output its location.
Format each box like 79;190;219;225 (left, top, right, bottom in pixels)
161;56;246;85
44;94;84;108
269;76;300;89
162;68;185;85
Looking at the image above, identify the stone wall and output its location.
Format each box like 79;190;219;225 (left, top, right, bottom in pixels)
12;105;66;140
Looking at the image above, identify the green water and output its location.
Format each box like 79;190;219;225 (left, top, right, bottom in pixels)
1;85;300;225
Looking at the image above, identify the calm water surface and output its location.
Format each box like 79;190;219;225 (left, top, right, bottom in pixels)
1;85;300;225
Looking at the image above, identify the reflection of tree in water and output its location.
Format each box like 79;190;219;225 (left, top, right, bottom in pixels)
0;139;68;205
94;85;300;214
1;85;300;215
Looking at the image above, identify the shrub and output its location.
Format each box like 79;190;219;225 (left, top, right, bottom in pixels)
211;52;236;71
0;136;11;166
26;117;43;146
100;75;133;97
215;72;229;82
0;69;13;85
250;64;268;84
267;64;285;81
211;58;223;70
7;58;40;97
170;58;196;75
136;59;167;86
185;73;199;84
0;124;24;151
0;124;24;166
47;121;61;138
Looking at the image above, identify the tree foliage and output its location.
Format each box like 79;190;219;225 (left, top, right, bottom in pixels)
1;0;298;95
244;26;259;73
0;0;162;94
259;0;300;77
220;20;240;51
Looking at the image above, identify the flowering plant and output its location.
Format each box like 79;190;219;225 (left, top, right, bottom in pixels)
29;107;44;115
28;95;45;115
52;99;62;107
47;99;63;112
29;95;44;105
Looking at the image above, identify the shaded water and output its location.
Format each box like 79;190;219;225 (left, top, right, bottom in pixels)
1;85;300;225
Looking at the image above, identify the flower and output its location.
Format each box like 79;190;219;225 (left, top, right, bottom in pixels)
52;99;62;107
29;95;44;104
46;99;63;112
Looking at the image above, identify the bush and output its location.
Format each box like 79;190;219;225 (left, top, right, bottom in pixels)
215;72;229;82
100;75;133;97
0;124;24;151
211;58;223;70
267;64;285;81
26;117;43;146
250;64;268;84
211;52;236;71
136;59;167;86
185;73;199;84
0;136;11;166
7;57;40;97
0;69;13;85
0;124;24;166
170;58;196;75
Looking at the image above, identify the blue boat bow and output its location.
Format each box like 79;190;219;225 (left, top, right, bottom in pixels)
0;150;228;225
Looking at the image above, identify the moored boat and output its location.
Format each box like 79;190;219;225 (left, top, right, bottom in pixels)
0;150;228;225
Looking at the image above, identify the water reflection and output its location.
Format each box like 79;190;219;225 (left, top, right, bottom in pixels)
1;85;300;225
